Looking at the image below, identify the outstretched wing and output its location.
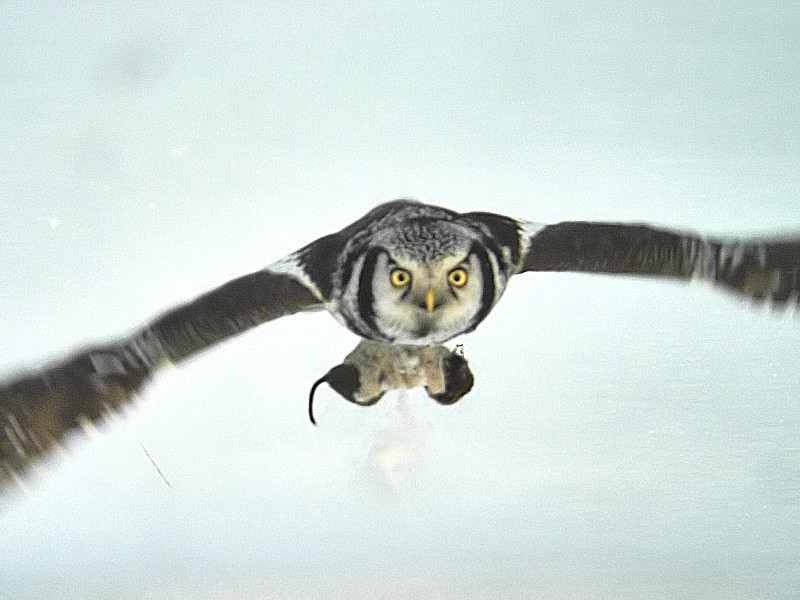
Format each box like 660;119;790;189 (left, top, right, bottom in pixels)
0;266;321;488
518;221;800;307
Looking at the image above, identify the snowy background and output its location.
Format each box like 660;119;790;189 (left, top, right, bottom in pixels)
1;3;799;598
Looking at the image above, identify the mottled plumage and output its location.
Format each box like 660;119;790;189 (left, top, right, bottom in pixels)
2;198;799;488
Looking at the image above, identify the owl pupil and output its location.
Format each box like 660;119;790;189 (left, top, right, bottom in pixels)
448;268;468;287
390;269;411;287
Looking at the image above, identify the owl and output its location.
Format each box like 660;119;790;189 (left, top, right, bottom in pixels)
1;198;799;486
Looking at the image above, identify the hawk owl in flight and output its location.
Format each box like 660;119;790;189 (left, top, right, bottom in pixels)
1;199;798;486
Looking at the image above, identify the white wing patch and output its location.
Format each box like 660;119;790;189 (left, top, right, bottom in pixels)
516;218;547;269
682;235;718;280
717;240;768;273
265;254;324;302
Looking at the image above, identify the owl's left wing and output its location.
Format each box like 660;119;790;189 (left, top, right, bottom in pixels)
516;220;800;307
0;266;322;488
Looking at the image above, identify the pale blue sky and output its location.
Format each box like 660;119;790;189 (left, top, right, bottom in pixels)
1;3;799;598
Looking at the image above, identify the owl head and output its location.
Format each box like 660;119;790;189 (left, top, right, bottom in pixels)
332;211;514;345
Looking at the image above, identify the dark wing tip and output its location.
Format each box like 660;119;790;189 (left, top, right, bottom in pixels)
0;342;153;491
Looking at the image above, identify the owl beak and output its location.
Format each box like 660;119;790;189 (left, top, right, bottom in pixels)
425;288;436;315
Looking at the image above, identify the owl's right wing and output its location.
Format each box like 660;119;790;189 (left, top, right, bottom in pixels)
0;264;323;488
517;221;800;307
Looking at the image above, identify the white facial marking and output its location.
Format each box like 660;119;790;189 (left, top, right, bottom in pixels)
371;250;485;344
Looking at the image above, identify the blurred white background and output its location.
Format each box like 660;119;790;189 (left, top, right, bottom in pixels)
1;3;799;598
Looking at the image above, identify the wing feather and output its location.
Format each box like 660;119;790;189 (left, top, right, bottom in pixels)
0;267;321;488
518;221;800;307
151;268;320;363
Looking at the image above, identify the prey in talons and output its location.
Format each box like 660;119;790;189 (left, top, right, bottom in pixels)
307;341;474;425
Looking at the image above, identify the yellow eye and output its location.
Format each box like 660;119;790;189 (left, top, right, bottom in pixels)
390;268;412;287
448;268;468;287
